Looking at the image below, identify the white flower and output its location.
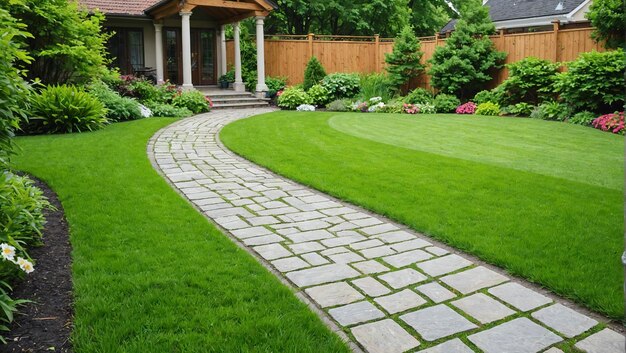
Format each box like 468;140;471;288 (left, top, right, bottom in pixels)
369;97;383;103
139;104;152;118
1;243;15;261
296;104;316;111
368;102;385;112
17;257;34;274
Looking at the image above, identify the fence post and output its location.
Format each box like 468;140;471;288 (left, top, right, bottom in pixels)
435;32;440;46
374;34;381;72
552;20;560;62
308;33;314;59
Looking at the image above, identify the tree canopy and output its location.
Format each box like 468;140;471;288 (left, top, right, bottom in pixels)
586;0;625;49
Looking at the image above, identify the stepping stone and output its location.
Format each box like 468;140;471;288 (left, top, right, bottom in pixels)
382;249;433;268
351;319;420;353
351;277;391;297
286;263;360;287
440;266;508;294
305;282;364;308
400;304;477;341
451;293;516;324
253;243;292;260
352;260;390;274
288;241;325;255
361;245;396;259
328;301;385;326
246;215;280;226
415;282;456;303
328;250;366;264
379;268;428;289
286;229;334;243
575;328;625;353
531;304;598;338
243;234;284;246
425;246;450;256
352;217;383;227
350;239;385;250
321;233;366;247
391;238;432;252
374;289;427;314
488;282;552;311
418;338;474;353
271;256;310;272
468;317;562;353
301;252;329;266
361;223;399;235
231;226;272;239
321;246;350;256
416;254;473;277
375;230;416;243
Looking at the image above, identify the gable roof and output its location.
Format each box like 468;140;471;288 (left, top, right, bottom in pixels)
441;0;589;33
79;0;278;17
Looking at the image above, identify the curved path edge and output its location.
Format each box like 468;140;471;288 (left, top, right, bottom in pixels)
148;109;624;353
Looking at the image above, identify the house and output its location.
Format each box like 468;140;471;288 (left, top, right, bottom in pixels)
80;0;278;95
440;0;592;34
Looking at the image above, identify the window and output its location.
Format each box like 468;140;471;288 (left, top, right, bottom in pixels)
107;28;145;75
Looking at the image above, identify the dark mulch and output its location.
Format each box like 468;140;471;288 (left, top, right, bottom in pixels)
4;176;73;353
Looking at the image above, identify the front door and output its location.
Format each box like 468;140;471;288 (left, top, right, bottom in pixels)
163;28;217;86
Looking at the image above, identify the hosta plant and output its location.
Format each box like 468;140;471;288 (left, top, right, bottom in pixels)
416;103;436;114
172;90;210;114
475;102;501;116
568;111;597;126
307;84;330;106
278;87;312;110
321;73;360;100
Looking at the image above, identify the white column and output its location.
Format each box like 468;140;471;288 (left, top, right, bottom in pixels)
220;25;227;77
255;16;268;96
215;27;222;77
154;23;164;84
180;11;193;90
233;22;245;92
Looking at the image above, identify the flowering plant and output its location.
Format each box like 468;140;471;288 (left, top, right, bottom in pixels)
1;243;34;274
369;97;383;104
592;112;625;135
368;102;385;112
416;103;436;114
456;102;477;114
276;90;284;97
351;101;369;112
204;96;214;108
403;103;419;114
296;104;316;111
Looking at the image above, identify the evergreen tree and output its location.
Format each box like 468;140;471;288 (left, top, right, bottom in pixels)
385;26;425;92
303;56;327;91
428;0;506;99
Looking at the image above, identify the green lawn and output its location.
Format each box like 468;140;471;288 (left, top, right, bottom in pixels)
220;111;624;320
13;118;350;353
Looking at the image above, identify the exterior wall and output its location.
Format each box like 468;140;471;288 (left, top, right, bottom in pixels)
569;0;592;21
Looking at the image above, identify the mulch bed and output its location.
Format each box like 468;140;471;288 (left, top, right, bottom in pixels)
5;176;73;353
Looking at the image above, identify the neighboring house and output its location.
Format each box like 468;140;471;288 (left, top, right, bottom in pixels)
80;0;278;94
440;0;592;34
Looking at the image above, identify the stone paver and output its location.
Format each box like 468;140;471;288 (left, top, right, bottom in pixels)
150;109;621;353
351;319;420;353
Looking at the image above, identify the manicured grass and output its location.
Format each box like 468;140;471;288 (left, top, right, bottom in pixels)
13;119;351;353
221;111;624;319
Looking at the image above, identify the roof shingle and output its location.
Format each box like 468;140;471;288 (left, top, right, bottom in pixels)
79;0;160;16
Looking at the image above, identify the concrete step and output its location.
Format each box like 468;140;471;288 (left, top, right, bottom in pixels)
212;101;270;109
211;97;266;104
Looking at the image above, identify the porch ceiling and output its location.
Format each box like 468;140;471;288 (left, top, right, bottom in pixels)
146;0;274;23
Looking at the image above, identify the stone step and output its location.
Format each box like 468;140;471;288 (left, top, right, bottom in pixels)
211;97;267;104
212;101;270;109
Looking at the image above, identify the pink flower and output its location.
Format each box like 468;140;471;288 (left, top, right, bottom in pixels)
456;102;476;114
593;112;625;134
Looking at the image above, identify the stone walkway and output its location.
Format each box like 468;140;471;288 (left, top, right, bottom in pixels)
148;109;624;353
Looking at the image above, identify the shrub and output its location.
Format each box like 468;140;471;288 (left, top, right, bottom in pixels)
25;85;107;134
88;81;142;121
587;0;625;49
359;73;394;102
456;102;477;114
277;87;311;110
555;49;625;114
307;84;330;106
128;78;178;104
326;99;350;112
172;90;210;114
143;101;192;118
416;103;436;114
501;102;534;116
530;101;570;121
592;112;625;134
428;0;506;99
321;73;360;100
303;57;327;91
500;57;560;105
568;111;597;126
385;25;425;91
434;94;461;113
404;88;434;105
473;87;505;105
266;76;287;97
475;102;501;116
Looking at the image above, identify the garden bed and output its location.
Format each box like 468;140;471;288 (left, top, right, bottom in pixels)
5;176;73;353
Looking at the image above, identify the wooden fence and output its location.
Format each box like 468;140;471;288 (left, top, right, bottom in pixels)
226;24;605;88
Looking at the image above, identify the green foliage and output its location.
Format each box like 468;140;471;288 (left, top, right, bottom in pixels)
475;102;501;116
416;103;437;114
530;101;570;121
219;70;235;83
555;49;626;114
278;87;312;109
143;101;192;118
126;79;177;104
404;88;434;104
428;0;506;99
359;73;394;102
0;280;28;344
88;81;142;122
502;102;534;116
0;6;31;168
569;111;597;126
586;0;625;49
434;94;461;113
321;73;360;100
303;57;327;91
385;26;425;90
7;0;110;84
266;76;287;92
25;85;108;134
501;57;560;105
325;99;350;112
307;84;330;106
377;100;404;114
172;90;210;114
